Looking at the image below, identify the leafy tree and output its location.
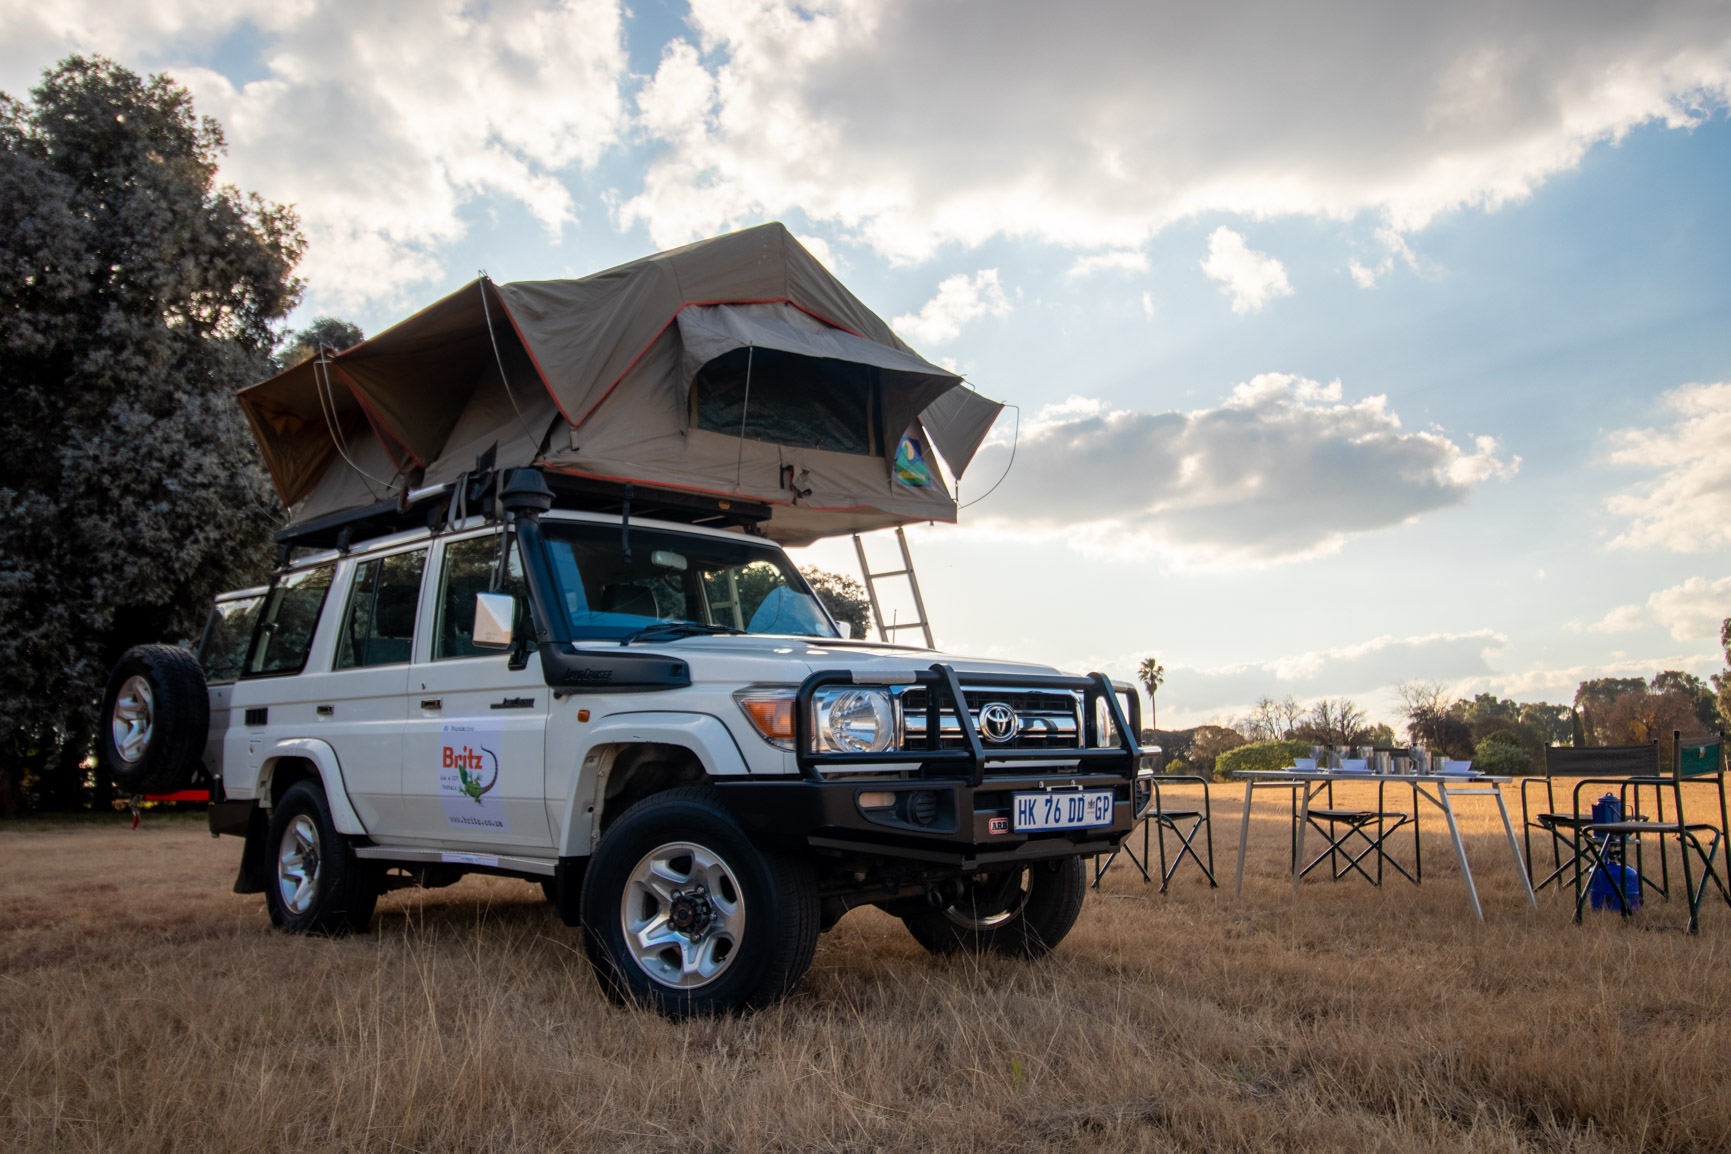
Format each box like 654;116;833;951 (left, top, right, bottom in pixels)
274;316;364;370
1473;730;1535;776
1404;703;1475;759
1518;701;1574;747
1185;724;1245;778
0;57;302;812
1651;670;1718;732
1137;657;1164;732
1574;677;1648;746
1215;739;1313;780
1599;688;1710;747
1713;617;1731;733
802;568;872;640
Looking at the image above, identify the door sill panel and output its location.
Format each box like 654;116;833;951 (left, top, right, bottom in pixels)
354;844;558;877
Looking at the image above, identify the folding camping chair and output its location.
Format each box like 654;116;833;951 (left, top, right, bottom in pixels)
1524;744;1662;898
1573;733;1729;933
1297;751;1420;887
1093;774;1217;892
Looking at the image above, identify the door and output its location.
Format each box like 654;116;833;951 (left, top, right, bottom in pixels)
293;547;427;835
401;531;553;851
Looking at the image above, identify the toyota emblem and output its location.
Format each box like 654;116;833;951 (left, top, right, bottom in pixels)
978;702;1021;743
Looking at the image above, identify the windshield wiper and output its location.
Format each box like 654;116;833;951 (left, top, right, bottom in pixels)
619;621;747;646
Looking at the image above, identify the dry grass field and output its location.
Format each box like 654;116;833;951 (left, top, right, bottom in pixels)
2;783;1726;1154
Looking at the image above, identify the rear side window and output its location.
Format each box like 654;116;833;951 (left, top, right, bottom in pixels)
335;550;427;669
433;535;535;660
244;565;335;677
198;594;264;684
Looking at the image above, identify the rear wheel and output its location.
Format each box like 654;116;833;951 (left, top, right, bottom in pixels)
902;856;1086;958
579;787;818;1017
264;780;378;934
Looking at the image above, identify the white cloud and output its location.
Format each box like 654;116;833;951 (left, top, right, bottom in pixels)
1141;291;1155;320
1068;249;1148;277
1647;576;1731;641
2;1;629;308
618;1;1731;261
890;269;1010;346
1588;604;1647;633
1606;381;1731;552
1199;227;1292;314
962;374;1519;566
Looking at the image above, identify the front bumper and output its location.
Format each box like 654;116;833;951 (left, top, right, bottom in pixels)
720;662;1146;870
714;773;1139;869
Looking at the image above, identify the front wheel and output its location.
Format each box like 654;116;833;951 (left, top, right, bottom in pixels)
579;787;818;1017
264;780;378;934
902;856;1086;958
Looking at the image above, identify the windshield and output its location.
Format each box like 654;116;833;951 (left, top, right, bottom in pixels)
538;521;837;641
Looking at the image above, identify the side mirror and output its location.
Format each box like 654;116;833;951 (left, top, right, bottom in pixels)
472;592;516;650
837;619;856;640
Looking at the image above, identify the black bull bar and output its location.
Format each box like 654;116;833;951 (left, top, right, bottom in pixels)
794;664;1143;784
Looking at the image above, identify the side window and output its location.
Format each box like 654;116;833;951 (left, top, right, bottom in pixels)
198;594;264;684
244;565;336;677
433;535;535;660
335;549;427;670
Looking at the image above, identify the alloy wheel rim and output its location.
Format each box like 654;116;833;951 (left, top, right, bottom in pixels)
277;814;322;915
620;841;745;990
111;675;154;764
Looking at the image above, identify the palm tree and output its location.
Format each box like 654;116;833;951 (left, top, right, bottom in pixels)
1137;657;1165;734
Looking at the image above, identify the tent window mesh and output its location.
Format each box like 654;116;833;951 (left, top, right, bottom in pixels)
691;347;881;456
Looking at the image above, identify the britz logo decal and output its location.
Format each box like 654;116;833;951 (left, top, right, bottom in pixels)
438;719;510;832
988;816;1010;835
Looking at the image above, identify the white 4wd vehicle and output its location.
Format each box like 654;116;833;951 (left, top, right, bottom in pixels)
101;468;1149;1016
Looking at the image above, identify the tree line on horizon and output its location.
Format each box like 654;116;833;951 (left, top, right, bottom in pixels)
1145;653;1730;781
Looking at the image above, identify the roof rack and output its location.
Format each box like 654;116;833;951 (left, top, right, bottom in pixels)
273;467;772;553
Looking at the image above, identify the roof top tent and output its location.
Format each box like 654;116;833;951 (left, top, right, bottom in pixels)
239;222;1004;550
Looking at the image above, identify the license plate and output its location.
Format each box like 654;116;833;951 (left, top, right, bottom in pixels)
1012;789;1114;832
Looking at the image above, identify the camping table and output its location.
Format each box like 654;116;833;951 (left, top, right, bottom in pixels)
1230;769;1538;921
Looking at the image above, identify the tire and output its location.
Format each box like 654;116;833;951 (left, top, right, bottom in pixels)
902;856;1086;959
579;786;819;1017
98;644;209;795
264;780;378;934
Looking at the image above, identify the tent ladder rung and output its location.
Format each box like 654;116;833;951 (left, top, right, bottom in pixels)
852;527;935;650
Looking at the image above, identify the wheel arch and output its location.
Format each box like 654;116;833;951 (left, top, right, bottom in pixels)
554;712;752;857
257;738;368;836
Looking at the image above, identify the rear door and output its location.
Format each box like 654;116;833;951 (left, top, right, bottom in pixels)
293;545;428;835
400;530;552;851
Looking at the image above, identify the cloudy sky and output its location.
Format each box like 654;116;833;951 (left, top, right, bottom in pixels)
6;0;1731;727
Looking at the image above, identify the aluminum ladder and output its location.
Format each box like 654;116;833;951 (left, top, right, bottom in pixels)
852;527;934;648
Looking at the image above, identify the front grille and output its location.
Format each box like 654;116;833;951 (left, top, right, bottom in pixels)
898;688;1082;751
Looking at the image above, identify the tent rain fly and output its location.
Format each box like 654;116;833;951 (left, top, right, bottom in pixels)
238;222;1004;546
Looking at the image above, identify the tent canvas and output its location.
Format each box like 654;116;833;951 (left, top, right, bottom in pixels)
238;222;1003;545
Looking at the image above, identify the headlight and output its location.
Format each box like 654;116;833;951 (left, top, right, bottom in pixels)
816;688;895;753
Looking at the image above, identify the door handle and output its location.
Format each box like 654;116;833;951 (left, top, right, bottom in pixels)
420;699;442;711
316;705;334;717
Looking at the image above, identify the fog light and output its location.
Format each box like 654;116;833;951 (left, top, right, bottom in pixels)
905;790;938;826
857;791;896;810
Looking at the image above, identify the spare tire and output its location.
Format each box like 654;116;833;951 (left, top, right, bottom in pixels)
99;644;209;795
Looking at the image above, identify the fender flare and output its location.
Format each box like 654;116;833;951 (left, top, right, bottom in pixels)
259;738;368;836
554;712;751;857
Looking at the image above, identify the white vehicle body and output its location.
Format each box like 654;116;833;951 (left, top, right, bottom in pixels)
203;509;1140;878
